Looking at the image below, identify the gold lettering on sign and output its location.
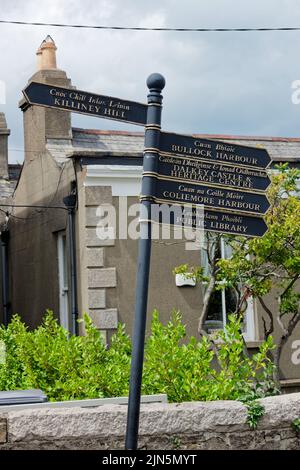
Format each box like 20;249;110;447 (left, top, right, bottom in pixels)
171;145;212;158
49;88;131;120
52;98;103;114
216;143;236;153
209;221;248;233
216;151;258;166
217;199;261;212
89;96;107;106
175;210;250;234
104;107;126;118
194;140;212;149
50;88;66;98
69;92;86;101
162;190;214;205
158;154;268;190
159;180;264;214
108;100;130;111
167;139;261;167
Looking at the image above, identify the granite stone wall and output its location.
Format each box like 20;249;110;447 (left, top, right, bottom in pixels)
0;393;300;450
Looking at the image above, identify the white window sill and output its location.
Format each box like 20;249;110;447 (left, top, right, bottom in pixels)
206;335;263;349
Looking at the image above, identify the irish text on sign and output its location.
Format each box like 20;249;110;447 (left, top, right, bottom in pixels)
146;154;271;192
141;176;270;216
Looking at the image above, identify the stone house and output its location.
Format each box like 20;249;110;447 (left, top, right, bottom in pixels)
3;37;300;388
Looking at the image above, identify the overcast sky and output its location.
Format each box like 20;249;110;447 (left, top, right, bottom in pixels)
2;0;300;163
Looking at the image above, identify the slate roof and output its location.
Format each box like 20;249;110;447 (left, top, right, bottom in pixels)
46;128;300;165
46;129;144;164
0;178;18;199
0;164;22;200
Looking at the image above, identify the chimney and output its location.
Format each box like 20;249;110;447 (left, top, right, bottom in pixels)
20;37;73;159
37;35;57;70
0;113;9;179
36;46;43;70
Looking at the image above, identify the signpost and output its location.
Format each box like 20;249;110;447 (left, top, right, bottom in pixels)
23;81;147;126
125;81;271;448
125;73;165;450
22;74;272;451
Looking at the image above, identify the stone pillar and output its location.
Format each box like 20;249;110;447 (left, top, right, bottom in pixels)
76;183;118;341
0;113;9;179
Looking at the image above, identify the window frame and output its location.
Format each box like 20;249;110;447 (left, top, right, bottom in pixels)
201;235;257;341
57;231;70;331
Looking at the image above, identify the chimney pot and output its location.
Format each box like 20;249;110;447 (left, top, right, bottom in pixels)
36;35;57;71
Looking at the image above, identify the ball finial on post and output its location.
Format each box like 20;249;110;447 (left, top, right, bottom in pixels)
146;73;166;92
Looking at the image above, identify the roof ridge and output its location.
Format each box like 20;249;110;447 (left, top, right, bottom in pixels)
72;128;300;142
72;128;144;137
190;134;300;142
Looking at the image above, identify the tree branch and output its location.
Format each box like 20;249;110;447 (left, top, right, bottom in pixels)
280;274;299;299
258;295;274;337
198;274;216;335
262;316;268;338
277;314;288;336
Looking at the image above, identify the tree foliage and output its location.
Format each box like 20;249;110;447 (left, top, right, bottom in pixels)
174;164;300;387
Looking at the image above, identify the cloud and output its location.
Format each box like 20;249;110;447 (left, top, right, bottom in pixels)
1;0;300;162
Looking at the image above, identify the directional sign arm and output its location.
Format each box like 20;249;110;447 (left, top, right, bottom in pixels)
145;205;269;238
142;176;270;216
23;82;148;126
159;131;272;169
152;155;271;192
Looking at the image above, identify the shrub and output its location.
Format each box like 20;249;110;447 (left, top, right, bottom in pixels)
0;310;277;403
245;401;265;429
143;310;277;402
0;312;108;400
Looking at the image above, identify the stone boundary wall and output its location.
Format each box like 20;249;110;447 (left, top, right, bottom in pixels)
0;393;300;450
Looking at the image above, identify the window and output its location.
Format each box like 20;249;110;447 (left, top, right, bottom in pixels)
201;236;256;341
57;232;70;331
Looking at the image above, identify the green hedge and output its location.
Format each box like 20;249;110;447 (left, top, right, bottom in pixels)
0;310;277;402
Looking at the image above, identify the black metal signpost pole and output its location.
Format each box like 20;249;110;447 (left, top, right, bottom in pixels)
125;73;165;450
